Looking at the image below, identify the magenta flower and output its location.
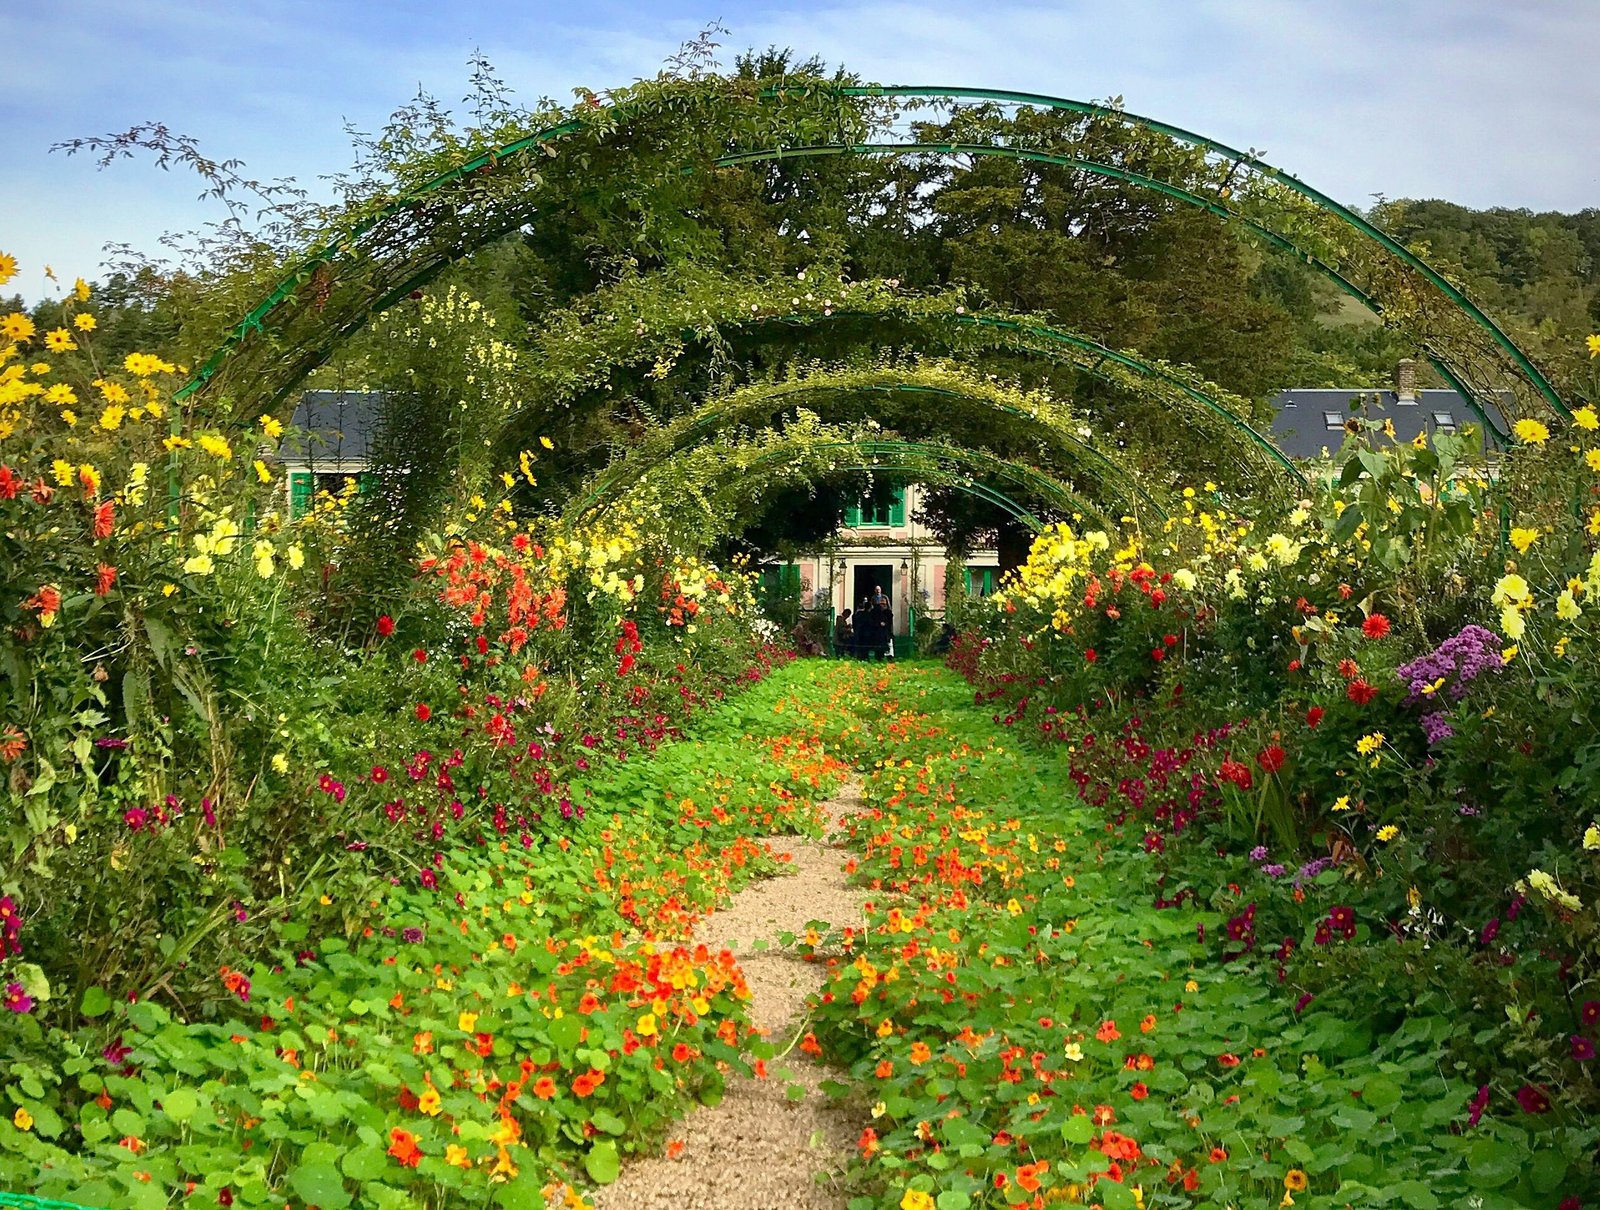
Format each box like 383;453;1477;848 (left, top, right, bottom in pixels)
2;982;33;1013
1515;1084;1551;1114
1582;1000;1600;1028
1467;1084;1489;1127
123;807;149;830
1572;1035;1596;1061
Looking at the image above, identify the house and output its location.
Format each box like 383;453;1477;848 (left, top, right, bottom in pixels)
1268;359;1507;461
760;483;1002;645
279;390;383;516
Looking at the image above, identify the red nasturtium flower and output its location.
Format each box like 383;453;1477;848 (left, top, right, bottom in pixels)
415;703;431;722
1362;613;1391;639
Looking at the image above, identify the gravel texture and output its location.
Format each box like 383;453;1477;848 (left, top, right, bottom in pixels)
591;781;867;1210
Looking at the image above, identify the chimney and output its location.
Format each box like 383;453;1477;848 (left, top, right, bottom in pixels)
1395;357;1418;404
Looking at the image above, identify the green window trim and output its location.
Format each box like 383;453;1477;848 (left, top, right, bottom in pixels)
846;485;906;528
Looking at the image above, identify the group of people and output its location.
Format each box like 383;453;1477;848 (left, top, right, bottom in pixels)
835;584;894;659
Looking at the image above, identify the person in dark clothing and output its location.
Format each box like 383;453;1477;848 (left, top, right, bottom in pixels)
856;597;873;658
835;609;854;657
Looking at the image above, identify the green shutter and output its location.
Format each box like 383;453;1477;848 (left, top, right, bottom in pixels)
844;501;862;526
781;564;801;594
289;471;313;518
357;471;377;494
889;486;906;527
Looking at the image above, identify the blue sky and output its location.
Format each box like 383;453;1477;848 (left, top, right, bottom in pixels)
4;0;1597;301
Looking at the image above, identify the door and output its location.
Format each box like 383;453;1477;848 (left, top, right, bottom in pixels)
852;564;894;653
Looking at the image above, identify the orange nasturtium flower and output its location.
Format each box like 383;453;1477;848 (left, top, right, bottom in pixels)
387;1128;422;1167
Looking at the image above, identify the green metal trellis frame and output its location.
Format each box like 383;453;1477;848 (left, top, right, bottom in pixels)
580;375;1169;522
572;436;1108;534
173;81;1563;441
616;307;1305;482
716;141;1517;441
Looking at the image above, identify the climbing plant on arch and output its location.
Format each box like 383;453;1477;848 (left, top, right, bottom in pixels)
176;73;1566;441
501;267;1304;489
565;412;1117;549
568;360;1171;525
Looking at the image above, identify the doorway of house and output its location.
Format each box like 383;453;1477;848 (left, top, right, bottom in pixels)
852;564;894;657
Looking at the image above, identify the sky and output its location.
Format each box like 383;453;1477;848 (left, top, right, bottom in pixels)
4;0;1598;302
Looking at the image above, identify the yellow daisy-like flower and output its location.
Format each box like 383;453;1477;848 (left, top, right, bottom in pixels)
254;459;272;483
1573;405;1599;431
0;313;36;342
73;313;97;332
259;414;283;439
43;329;76;353
60;409;77;427
1587;449;1600;473
44;383;77;406
1376;825;1400;842
1588;333;1600;358
540;435;554;450
73;277;91;302
0;252;18;287
1355;732;1385;757
1509;526;1539;554
1331;795;1351;812
98;405;125;432
197;434;233;460
1513;418;1550;445
94;379;130;404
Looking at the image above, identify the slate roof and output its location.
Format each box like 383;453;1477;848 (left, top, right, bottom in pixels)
283;386;1507;472
1268;388;1506;460
282;390;386;466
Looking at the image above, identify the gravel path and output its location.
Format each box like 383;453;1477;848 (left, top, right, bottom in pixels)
592;780;867;1210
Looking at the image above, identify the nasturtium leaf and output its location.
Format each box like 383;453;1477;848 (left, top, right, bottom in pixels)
1528;1150;1567;1194
548;1014;583;1050
585;1140;621;1185
79;987;112;1018
288;1163;352;1210
591;1109;627;1134
340;1145;388;1181
1361;1076;1403;1113
159;1088;199;1122
1061;1115;1095;1144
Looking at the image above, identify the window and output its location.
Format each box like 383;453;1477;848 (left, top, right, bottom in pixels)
965;567;998;597
1323;412;1345;431
1432;411;1457;431
287;469;375;518
845;485;906;527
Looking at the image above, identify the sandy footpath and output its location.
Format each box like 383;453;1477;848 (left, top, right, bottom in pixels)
591;780;867;1210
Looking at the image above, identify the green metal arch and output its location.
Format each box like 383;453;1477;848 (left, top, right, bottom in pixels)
717;142;1514;440
820;84;1564;421
574;437;1105;534
176;78;1561;440
507;295;1303;483
573;372;1168;522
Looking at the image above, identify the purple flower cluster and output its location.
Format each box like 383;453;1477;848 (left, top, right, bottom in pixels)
1419;712;1456;745
1395;625;1504;746
1396;625;1505;704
